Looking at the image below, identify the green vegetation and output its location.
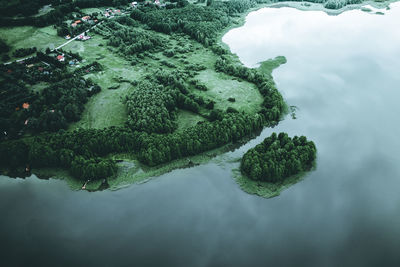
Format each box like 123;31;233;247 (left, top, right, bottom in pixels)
0;26;64;63
323;0;362;9
234;168;308;198
4;0;387;192
0;0;321;193
12;47;37;58
0;38;10;55
241;133;316;182
0;53;102;136
258;56;287;75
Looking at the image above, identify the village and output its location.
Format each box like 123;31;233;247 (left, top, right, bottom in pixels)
64;1;166;41
1;1;174;141
1;0;174;67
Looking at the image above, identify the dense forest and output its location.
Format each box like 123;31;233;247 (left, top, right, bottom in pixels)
241;133;316;182
95;19;165;56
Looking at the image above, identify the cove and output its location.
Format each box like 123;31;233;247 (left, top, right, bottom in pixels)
2;3;400;266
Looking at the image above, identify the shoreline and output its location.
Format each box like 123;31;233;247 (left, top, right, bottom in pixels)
2;0;394;192
222;0;395;198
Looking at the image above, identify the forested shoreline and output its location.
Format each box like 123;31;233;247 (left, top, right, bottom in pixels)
1;0;308;185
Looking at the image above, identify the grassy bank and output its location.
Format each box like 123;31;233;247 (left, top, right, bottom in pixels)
30;140;247;191
233;169;310;198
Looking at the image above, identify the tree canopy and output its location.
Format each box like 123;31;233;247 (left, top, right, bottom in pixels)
241;133;317;182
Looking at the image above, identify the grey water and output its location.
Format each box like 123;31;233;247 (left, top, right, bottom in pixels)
2;4;400;267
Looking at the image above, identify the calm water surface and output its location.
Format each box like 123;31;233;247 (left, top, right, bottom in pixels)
2;4;400;267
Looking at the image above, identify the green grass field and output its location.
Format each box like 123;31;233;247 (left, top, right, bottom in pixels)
195;69;263;115
63;29;266;130
176;110;206;131
0;26;65;62
31;81;49;93
63;35;142;129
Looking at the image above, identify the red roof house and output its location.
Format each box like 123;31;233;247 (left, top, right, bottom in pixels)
57;55;65;62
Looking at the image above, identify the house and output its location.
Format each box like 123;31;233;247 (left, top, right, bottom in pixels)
38;67;44;72
72;20;81;27
7;69;12;74
82;16;91;21
57;55;65;62
104;12;110;17
24;119;29;125
78;34;91;41
154;0;160;5
27;64;34;68
22;103;30;109
131;2;138;7
65;35;71;40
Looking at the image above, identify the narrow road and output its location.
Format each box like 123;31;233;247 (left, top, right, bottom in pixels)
55;21;103;50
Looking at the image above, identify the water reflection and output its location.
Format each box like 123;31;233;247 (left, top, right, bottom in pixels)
2;3;400;267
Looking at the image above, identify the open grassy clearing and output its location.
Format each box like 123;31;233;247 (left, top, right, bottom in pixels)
131;32;264;116
81;7;104;14
195;69;263;115
62;24;266;133
0;26;65;62
30;81;49;93
69;82;131;129
176;110;206;131
63;35;142;129
35;5;54;17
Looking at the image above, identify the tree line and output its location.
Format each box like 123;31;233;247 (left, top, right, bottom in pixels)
95;19;165;56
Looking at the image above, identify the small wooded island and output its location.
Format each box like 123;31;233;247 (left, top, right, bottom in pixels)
237;133;316;198
241;132;316;182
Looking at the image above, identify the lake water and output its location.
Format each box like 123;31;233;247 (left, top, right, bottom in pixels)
2;4;400;267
